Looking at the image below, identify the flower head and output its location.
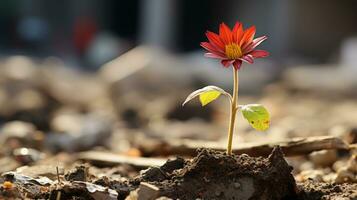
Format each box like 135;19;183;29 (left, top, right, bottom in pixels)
201;22;269;70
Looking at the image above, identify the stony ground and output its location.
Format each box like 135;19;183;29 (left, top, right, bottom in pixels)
0;56;356;199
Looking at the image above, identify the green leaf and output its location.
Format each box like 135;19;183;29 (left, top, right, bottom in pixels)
241;104;270;131
182;86;230;106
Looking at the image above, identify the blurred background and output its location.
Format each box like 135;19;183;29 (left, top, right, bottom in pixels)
2;0;357;67
0;0;356;161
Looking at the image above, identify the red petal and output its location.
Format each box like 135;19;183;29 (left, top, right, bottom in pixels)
243;36;267;53
250;50;269;58
233;60;243;70
200;42;226;57
240;54;254;64
232;22;243;44
206;31;225;50
204;53;227;59
219;23;232;44
221;60;234;67
240;26;256;46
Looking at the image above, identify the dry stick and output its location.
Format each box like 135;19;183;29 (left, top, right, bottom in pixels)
139;136;349;157
77;137;348;167
55;166;62;200
56;166;61;183
77;151;167;168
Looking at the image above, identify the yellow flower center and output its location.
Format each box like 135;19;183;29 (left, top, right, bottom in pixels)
225;43;243;59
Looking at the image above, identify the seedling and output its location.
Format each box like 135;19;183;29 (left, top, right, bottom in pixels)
183;22;270;155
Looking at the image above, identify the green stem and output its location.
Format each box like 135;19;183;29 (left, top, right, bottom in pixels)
227;67;239;155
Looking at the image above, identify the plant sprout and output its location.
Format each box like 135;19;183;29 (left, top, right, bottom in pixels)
183;22;270;155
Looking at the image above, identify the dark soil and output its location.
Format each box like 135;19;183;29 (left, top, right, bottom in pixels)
1;147;356;200
139;147;298;200
297;180;357;200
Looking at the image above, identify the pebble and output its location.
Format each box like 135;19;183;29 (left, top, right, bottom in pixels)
13;147;45;164
332;160;348;172
137;182;160;200
335;166;356;184
0;121;36;142
296;169;324;182
322;173;337;183
309;150;338;167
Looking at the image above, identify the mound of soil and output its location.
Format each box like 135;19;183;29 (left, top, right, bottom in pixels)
139;147;297;200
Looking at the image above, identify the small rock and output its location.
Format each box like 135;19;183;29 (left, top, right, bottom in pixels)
13;148;45;165
335;167;356;183
0;121;43;150
322;173;337;183
347;154;357;173
137;182;160;200
332;159;348;172
332;154;357;184
309;150;337;167
296;170;324;182
1;56;37;81
64;165;88;182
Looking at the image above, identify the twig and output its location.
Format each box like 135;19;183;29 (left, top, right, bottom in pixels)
56;166;61;184
77;151;167;168
138;136;349;157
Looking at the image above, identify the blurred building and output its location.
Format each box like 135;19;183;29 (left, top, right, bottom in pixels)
0;0;357;68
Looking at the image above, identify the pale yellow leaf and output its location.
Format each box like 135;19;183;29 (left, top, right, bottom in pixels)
199;90;221;106
182;85;230;106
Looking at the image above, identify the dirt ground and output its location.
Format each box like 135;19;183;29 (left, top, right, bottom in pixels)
0;56;356;199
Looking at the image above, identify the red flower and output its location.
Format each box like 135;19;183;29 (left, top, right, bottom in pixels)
201;22;269;70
